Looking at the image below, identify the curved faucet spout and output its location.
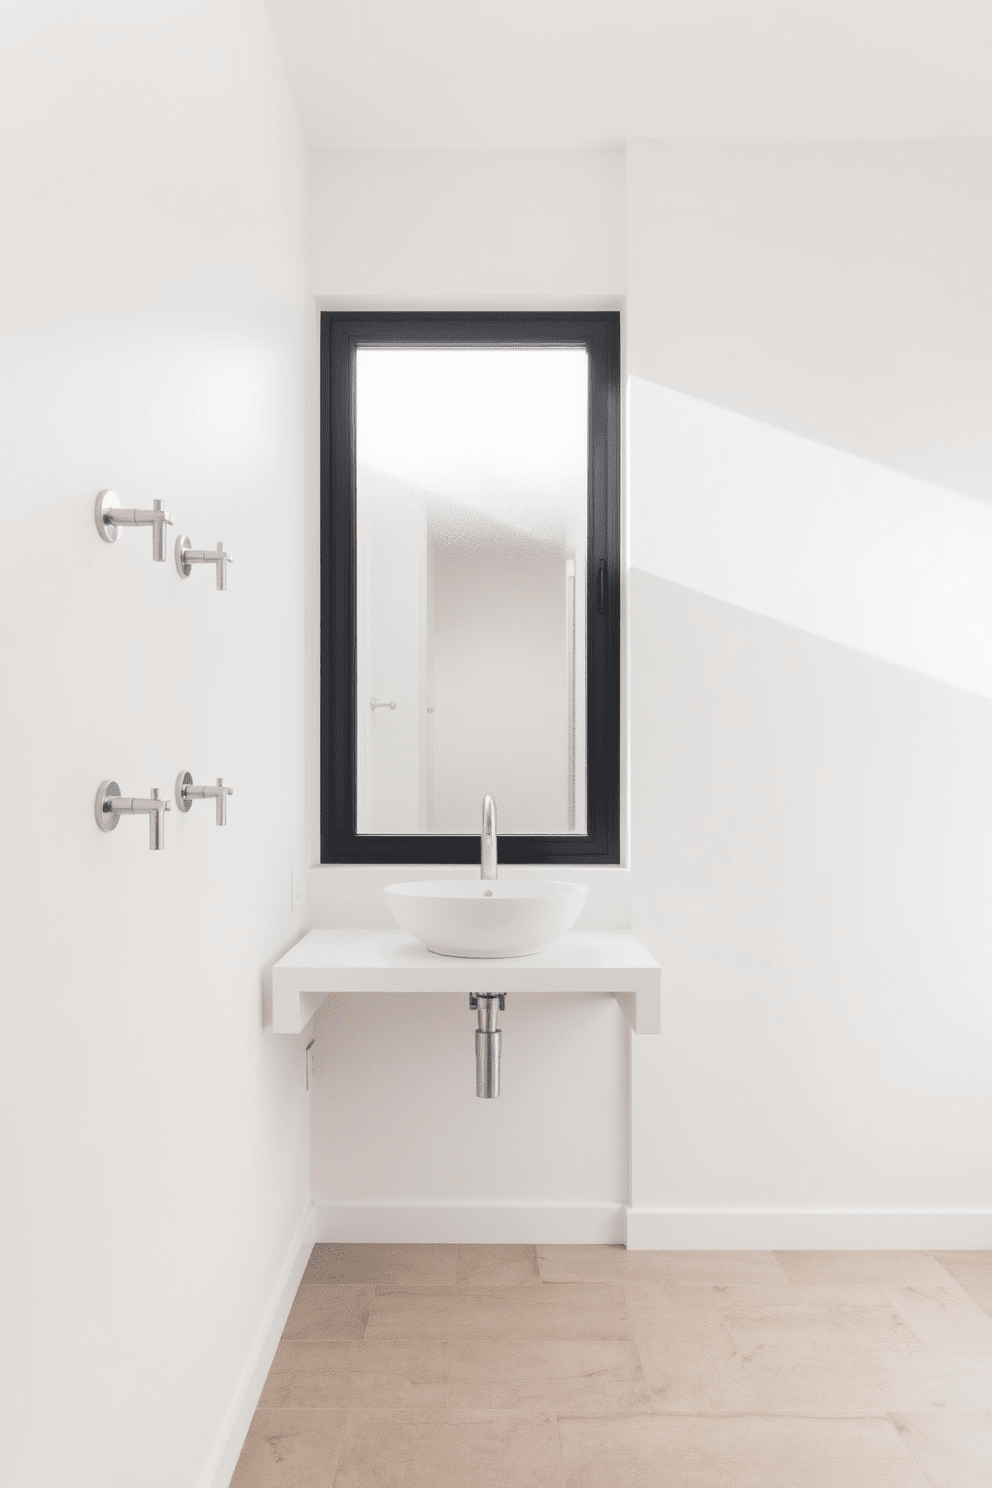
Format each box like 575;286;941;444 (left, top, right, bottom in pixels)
481;795;498;880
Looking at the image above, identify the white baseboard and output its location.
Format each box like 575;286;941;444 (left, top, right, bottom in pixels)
201;1203;316;1488
624;1208;992;1251
313;1201;625;1245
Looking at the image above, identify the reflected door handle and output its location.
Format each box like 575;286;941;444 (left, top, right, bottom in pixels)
596;560;608;616
370;697;397;710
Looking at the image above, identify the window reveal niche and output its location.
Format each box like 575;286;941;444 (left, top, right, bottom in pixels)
321;312;620;865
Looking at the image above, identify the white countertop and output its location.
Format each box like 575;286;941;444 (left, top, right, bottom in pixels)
272;928;661;1035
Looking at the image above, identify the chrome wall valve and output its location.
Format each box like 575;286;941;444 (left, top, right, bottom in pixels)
175;536;233;590
95;782;170;849
95;491;174;561
175;772;233;825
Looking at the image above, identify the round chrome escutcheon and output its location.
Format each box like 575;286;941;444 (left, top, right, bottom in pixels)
94;780;121;831
95;490;120;543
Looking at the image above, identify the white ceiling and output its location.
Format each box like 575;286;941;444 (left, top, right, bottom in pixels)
265;0;992;149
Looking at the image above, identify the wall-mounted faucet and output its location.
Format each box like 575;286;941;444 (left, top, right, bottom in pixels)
175;772;233;825
175;536;233;590
481;795;497;880
95;781;170;849
95;491;174;561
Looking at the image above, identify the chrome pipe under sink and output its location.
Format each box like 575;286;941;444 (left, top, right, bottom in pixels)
471;993;504;1098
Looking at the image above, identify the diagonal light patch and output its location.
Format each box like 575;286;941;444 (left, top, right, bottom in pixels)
629;376;992;698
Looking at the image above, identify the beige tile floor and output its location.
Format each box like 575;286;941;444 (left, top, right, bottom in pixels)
231;1245;992;1487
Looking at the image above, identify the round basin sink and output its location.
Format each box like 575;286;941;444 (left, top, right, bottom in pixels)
384;879;588;958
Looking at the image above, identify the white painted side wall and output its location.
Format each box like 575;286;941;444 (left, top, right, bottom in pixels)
627;141;992;1239
0;5;309;1485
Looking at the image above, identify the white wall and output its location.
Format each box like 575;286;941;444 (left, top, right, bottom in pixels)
627;141;992;1244
310;148;626;302
626;140;992;503
307;141;991;1247
307;148;629;1226
630;572;992;1230
0;5;309;1485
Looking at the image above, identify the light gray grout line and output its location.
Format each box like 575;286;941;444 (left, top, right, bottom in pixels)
620;1281;656;1413
927;1248;968;1305
327;1408;349;1488
928;1264;992;1327
555;1410;568;1487
883;1414;944;1488
930;1250;971;1289
769;1251;800;1287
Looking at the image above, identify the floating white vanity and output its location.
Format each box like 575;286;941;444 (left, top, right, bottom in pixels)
272;928;661;1037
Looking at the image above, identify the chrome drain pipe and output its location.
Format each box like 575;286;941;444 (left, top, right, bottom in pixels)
470;993;505;1098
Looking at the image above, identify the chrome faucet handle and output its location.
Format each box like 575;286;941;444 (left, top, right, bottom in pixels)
481;794;498;880
175;772;233;826
95;492;174;561
175;536;233;590
95;781;170;850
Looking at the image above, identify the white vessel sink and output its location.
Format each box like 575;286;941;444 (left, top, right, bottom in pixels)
384;879;588;958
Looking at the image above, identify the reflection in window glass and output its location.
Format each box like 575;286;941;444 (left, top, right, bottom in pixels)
355;347;588;835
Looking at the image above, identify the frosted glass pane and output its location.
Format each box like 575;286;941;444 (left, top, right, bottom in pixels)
355;346;588;836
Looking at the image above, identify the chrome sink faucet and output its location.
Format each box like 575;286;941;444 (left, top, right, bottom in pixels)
481;795;497;880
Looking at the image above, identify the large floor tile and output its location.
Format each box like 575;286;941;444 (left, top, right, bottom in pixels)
366;1284;632;1341
624;1285;755;1414
259;1341;449;1409
332;1410;563;1488
283;1285;374;1342
538;1246;790;1285
456;1244;541;1287
883;1277;992;1352
774;1251;952;1288
448;1339;652;1413
891;1410;992;1488
623;1280;736;1340
705;1283;918;1346
639;1327;992;1416
624;1280;992;1416
229;1408;346;1488
559;1413;932;1487
302;1243;457;1286
933;1252;992;1321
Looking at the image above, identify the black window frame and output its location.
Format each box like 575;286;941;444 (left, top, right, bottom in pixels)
320;310;621;865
